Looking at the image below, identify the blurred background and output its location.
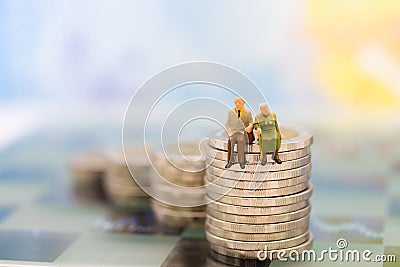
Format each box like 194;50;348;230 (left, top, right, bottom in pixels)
1;0;400;266
2;0;400;138
2;0;400;175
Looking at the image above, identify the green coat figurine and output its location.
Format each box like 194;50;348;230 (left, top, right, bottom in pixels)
248;103;282;165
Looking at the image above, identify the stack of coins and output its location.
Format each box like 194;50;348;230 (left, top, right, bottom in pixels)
71;150;108;201
149;144;207;229
205;125;313;262
104;148;150;207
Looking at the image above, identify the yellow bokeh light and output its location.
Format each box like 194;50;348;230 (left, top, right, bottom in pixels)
305;0;400;107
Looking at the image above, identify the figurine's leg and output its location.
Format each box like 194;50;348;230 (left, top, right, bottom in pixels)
273;149;282;164
261;152;268;166
247;131;255;144
259;139;267;166
237;133;246;169
227;138;232;162
244;132;250;164
273;135;282;164
225;134;236;168
230;137;237;162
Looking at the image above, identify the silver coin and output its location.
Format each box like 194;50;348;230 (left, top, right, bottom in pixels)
153;211;201;229
105;172;141;183
206;222;308;242
151;202;206;218
72;176;104;191
106;188;147;197
207;249;253;267
151;148;206;173
108;193;149;206
209;234;313;259
104;179;141;192
152;171;206;188
107;166;150;182
207;250;274;267
71;150;109;181
207;163;311;181
205;258;227;267
149;168;205;187
207;204;311;224
111;147;151;164
207;182;308;198
206;214;310;234
105;183;147;197
207;154;311;173
151;200;206;212
209;184;312;207
148;167;207;204
205;172;310;190
153;165;205;177
152;159;206;176
206;146;311;163
150;186;206;205
107;148;152;188
108;192;148;202
206;230;309;251
206;198;309;215
72;169;103;184
209;125;313;153
105;174;141;187
104;174;140;185
151;180;207;195
108;147;151;168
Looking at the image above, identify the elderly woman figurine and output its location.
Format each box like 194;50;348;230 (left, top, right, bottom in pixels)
246;103;282;165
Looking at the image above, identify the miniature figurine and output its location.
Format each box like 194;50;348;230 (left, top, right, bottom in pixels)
246;103;282;165
225;97;254;169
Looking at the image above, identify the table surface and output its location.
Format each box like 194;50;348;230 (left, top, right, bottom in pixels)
0;124;399;267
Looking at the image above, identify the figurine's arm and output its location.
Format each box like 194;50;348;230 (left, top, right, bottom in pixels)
253;122;259;130
244;112;253;133
272;112;281;137
245;122;253;133
225;111;233;136
252;117;261;136
244;111;252;128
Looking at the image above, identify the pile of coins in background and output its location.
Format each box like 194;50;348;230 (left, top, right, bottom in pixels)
70;150;108;201
71;144;207;230
149;144;207;229
104;148;150;207
205;125;314;263
71;148;150;206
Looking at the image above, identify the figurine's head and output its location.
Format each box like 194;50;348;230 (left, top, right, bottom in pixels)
259;103;270;116
234;97;245;110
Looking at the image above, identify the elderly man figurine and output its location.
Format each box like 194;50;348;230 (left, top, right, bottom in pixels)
246;103;282;165
225;97;254;169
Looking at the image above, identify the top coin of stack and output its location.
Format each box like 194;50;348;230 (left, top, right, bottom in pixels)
205;124;313;261
149;143;207;228
104;148;150;207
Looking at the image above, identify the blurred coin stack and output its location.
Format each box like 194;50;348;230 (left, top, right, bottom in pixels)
150;144;207;229
71;150;108;201
104;148;150;207
205;125;313;262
